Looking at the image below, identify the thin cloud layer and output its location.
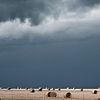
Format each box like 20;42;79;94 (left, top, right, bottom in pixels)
0;0;100;42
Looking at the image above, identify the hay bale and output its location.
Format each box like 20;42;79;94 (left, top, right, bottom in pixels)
64;92;71;98
25;88;29;90
58;88;61;91
48;88;50;90
50;88;55;91
7;87;11;90
47;92;57;97
93;90;97;94
38;87;42;91
81;88;83;91
30;89;35;93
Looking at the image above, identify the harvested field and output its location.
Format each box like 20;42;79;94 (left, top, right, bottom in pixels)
0;88;100;100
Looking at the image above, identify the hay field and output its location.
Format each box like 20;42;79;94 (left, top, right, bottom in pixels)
0;88;100;100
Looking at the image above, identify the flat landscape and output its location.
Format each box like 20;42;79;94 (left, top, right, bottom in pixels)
0;88;100;100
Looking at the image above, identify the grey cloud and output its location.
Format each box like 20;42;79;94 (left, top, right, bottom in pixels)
0;0;100;42
79;0;100;7
0;0;100;24
0;0;49;24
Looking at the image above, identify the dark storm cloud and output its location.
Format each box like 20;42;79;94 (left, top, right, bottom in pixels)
0;0;49;24
80;0;100;7
0;0;61;24
0;0;100;41
0;0;100;24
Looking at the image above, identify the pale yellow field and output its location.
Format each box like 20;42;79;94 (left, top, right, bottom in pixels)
0;88;100;100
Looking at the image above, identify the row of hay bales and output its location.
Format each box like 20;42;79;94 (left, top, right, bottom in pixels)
30;89;98;99
46;90;98;98
46;92;72;98
30;88;98;93
4;87;98;93
5;87;98;95
30;89;72;98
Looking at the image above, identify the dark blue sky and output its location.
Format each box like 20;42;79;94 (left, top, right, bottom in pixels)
0;0;100;88
0;36;100;88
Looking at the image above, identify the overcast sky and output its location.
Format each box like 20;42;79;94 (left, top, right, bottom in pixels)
0;0;100;88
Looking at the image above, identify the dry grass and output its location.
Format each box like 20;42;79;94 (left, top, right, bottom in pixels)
0;89;100;100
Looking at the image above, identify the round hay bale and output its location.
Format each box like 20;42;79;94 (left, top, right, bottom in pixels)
64;92;71;98
47;92;57;97
81;88;83;91
25;88;29;90
38;87;42;91
58;88;61;91
50;88;55;91
93;90;97;94
7;87;11;90
48;88;50;90
30;89;35;93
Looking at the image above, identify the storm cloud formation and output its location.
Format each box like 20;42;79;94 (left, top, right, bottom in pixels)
0;0;100;41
